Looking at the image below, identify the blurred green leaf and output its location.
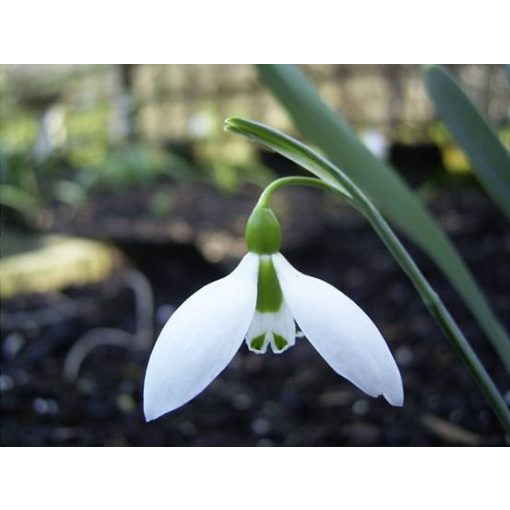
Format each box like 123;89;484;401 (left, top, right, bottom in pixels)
76;143;202;191
257;64;510;372
0;184;40;217
53;180;87;206
424;65;510;220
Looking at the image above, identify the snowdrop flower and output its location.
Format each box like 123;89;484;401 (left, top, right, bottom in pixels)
144;206;403;420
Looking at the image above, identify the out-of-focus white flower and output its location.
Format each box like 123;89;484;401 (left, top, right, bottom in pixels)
361;128;389;160
144;207;403;421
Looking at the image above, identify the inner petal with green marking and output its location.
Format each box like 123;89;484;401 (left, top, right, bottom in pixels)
245;256;296;354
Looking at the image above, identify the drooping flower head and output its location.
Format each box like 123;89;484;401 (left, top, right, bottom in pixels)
144;205;403;421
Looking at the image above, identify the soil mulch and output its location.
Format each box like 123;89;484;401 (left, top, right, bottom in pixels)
1;181;509;446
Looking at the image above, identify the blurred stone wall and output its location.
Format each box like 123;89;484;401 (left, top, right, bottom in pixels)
1;64;509;155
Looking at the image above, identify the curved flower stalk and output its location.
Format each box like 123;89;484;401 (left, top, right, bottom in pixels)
144;205;403;421
224;117;510;435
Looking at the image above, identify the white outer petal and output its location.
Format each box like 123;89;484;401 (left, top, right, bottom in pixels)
144;253;259;420
273;254;403;406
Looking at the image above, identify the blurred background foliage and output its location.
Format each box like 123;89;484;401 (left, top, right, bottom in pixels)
1;65;509;221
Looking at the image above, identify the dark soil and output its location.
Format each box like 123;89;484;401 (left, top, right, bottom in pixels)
1;181;509;446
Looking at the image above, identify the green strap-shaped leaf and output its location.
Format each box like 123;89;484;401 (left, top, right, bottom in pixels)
257;64;510;372
425;64;510;220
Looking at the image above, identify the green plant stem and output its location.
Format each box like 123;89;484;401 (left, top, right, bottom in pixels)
227;115;510;374
256;175;510;434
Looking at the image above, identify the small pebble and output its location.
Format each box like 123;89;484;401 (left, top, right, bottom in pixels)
319;390;352;407
33;398;59;415
252;418;271;435
261;401;281;417
232;393;252;411
352;399;370;416
179;421;198;437
76;377;97;395
0;374;14;392
116;394;136;413
3;333;25;358
395;346;413;366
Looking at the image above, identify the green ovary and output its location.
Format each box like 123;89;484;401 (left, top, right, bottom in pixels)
245;207;281;254
256;257;283;313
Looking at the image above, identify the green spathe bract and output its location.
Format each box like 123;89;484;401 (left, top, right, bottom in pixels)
245;206;281;254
